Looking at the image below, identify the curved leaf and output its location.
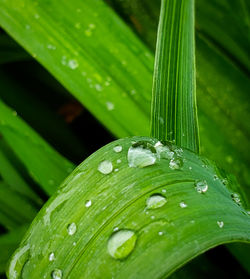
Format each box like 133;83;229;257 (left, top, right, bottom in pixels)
8;137;250;278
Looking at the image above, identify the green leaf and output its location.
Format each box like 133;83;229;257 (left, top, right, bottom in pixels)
8;137;250;278
150;0;199;153
0;0;153;138
0;99;74;195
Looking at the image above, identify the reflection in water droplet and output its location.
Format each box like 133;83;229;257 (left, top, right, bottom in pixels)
67;223;77;235
154;141;174;160
231;193;241;205
98;160;113;174
169;157;183;170
128;142;157;168
51;269;62;279
217;221;224;228
49;252;55;262
85;200;92;208
195;181;208;193
107;229;137;260
179;201;187;208
113;145;122;153
146;194;167;209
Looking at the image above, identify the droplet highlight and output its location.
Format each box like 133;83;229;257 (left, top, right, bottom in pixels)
85;200;92;208
51;269;62;279
113;145;122;153
49;252;55;262
107;229;137;260
146;194;167;209
67;222;77;235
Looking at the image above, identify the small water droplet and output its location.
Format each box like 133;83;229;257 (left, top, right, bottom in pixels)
68;59;79;70
113;227;119;232
98;160;113;174
85;200;92;208
217;221;224;228
128;142;157;168
117;159;122;164
51;269;62;279
130;89;136;95
107;229;137;260
158;231;163;236
222;178;228;186
113;145;122;153
155;142;174;160
162;189;166;193
25;24;31;30
47;44;56;50
67;222;77;235
150;215;155;220
114;168;119;172
73;242;76;246
213;175;219;180
231;193;241;205
195;180;208;193
188;166;192;170
146;194;167;209
106;101;114;111
95;84;103;91
169;157;183;170
179;201;187;208
75;22;81;29
49;252;55;262
34;13;40;19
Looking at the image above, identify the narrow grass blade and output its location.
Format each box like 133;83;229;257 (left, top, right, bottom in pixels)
151;0;199;153
8;137;250;278
0;99;74;195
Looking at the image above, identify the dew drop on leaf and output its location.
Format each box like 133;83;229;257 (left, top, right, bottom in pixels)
67;222;77;235
158;231;163;236
127;142;157;168
85;200;92;208
217;221;224;228
98;160;113;174
107;229;137;260
68;59;79;70
154;141;174;160
231;193;241;205
179;201;187;208
113;145;123;153
146;194;167;209
49;252;55;261
169;157;183;170
195;180;208;193
51;269;62;279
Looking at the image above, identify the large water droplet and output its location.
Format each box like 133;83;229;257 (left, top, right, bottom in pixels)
67;223;77;235
195;180;208;193
107;229;137;260
98;160;113;174
128;141;157;168
51;269;62;279
146;194;167;209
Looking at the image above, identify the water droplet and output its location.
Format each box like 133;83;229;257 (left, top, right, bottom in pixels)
179;201;187;208
85;200;92;208
158;231;163;236
113;227;119;232
106;101;114;111
107;229;137;260
114;168;119;172
67;222;77;235
98;160;113;174
49;252;55;261
25;24;31;30
68;59;79;70
213;175;218;180
217;221;224;228
146;194;167;209
162;189;166;193
51;269;62;279
117;159;122;164
95;84;103;91
169;157;183;170
231;193;241;205
128;142;157;168
34;13;40;19
195;180;208;193
174;148;183;157
150;215;155;220
47;44;56;50
154;142;174;160
222;178;228;186
188;166;192;170
113;145;122;153
131;89;136;95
